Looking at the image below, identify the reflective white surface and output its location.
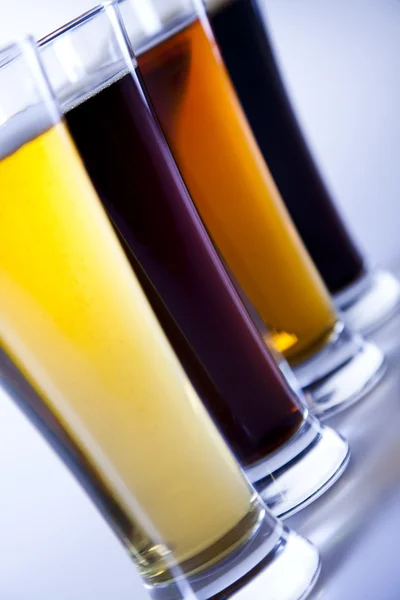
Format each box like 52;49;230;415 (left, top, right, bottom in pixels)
1;0;400;598
288;305;400;600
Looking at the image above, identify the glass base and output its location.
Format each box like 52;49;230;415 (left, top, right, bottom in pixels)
293;322;386;418
246;415;350;518
224;529;320;600
334;269;400;335
147;513;320;600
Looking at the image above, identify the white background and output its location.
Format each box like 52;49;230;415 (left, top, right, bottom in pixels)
0;0;399;598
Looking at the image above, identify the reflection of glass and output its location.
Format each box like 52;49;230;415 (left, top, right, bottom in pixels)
39;4;349;519
206;0;400;335
334;270;400;335
118;0;385;416
0;37;320;599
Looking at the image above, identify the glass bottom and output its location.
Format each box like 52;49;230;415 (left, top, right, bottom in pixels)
293;321;386;418
245;414;350;518
147;509;320;600
334;269;400;335
227;528;320;600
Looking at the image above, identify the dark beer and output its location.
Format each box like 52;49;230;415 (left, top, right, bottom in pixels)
209;0;365;293
64;67;303;466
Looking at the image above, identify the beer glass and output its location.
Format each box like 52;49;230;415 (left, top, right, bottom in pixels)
117;0;385;415
0;37;320;600
206;0;400;336
39;3;349;518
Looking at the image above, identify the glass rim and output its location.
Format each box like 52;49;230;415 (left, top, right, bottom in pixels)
0;36;41;70
37;0;139;115
114;0;209;56
0;35;61;130
38;1;137;67
38;4;107;47
38;2;140;50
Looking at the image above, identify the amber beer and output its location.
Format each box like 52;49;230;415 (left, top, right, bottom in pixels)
136;13;337;362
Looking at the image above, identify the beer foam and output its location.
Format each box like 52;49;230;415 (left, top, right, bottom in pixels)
59;64;130;114
0;104;55;161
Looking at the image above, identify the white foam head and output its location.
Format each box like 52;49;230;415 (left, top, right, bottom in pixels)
0;104;55;161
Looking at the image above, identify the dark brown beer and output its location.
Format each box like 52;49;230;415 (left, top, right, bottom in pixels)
209;0;365;293
65;67;303;466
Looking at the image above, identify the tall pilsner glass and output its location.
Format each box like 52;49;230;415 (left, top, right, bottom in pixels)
39;3;349;518
206;0;400;335
118;0;385;416
0;38;320;600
